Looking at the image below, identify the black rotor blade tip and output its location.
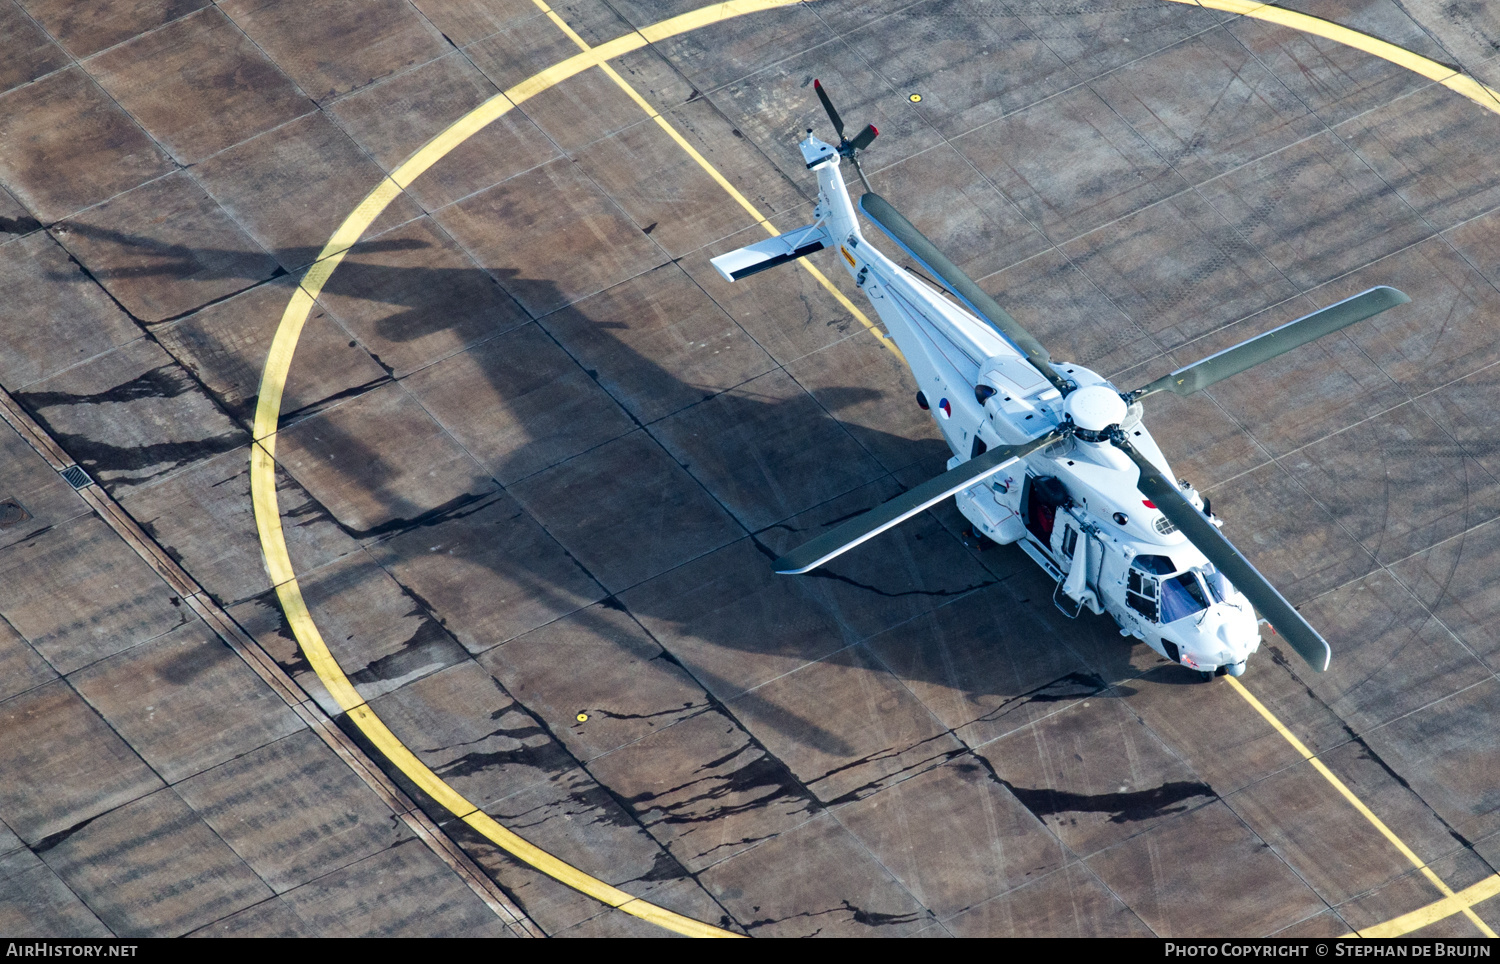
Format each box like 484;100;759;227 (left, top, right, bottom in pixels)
849;124;878;152
813;79;845;137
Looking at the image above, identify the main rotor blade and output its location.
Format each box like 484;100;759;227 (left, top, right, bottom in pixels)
859;193;1069;395
775;431;1062;575
1110;436;1331;672
812;79;845;139
1134;286;1410;399
848;123;878;153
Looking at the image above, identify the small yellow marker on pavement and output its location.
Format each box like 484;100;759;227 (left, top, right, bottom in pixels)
909;93;922;102
576;712;589;722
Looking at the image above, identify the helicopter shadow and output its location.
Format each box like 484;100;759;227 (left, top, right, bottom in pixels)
39;220;1160;776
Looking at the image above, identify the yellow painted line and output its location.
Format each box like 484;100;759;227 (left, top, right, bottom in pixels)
245;0;1500;938
1353;873;1500;938
1170;3;1500;938
248;0;835;938
1168;0;1500;112
529;0;903;363
1227;677;1498;937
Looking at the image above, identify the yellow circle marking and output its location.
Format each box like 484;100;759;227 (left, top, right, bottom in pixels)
576;713;589;723
1174;0;1500;940
250;0;809;939
249;0;1500;938
1170;0;1500;114
908;93;922;103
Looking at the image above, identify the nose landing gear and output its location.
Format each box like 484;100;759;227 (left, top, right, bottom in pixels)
1199;662;1245;682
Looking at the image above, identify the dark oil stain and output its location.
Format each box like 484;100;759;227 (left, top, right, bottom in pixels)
591;701;701;723
626;849;689;884
19;366;247;480
23;365;199;409
335;490;500;541
345;615;463;687
32;813;103;853
622;737;818;828
820;738;967;805
432;737;572;782
998;778;1215;824
276;374;391;426
51;432;244;480
0;215;41;235
842;900;925;927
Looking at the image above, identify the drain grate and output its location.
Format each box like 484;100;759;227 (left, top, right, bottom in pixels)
0;499;30;529
60;465;92;489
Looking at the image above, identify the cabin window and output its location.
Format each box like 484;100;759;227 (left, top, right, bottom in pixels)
971;435;988;459
1160;573;1210;623
1132;554;1175;575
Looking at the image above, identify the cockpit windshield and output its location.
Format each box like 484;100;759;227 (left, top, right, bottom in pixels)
1128;557;1239;624
1201;565;1234;604
1160;572;1211;623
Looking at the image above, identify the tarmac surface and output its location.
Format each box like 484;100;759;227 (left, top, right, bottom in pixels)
3;0;1500;938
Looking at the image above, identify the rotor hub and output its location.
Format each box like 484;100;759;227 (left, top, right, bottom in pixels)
1064;385;1127;436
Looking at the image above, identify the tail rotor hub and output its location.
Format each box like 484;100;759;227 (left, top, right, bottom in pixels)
813;79;879;191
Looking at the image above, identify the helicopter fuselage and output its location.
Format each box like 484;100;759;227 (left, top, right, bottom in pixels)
801;134;1261;676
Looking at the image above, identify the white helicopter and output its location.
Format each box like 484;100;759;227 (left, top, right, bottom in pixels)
712;82;1410;680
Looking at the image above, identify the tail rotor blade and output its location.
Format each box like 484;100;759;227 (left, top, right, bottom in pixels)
848;123;878;153
812;79;845;139
1110;434;1332;672
1133;286;1409;399
850;156;873;195
774;431;1063;574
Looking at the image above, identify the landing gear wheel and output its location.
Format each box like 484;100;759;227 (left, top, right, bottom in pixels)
961;526;993;551
916;391;929;410
1199;671;1215;683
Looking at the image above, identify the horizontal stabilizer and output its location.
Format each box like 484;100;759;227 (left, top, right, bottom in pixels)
711;223;832;282
774;430;1062;574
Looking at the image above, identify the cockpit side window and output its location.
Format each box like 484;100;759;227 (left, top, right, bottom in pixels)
1126;567;1159;621
1160;572;1210;623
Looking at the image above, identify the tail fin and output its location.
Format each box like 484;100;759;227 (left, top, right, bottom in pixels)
710;222;831;282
